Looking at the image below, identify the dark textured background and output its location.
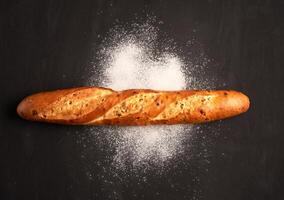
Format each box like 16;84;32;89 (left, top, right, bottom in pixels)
0;0;283;200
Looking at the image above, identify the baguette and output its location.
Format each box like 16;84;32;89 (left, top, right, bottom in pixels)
17;87;250;125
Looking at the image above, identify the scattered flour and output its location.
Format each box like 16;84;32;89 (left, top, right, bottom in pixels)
89;21;191;171
83;19;216;176
102;42;186;91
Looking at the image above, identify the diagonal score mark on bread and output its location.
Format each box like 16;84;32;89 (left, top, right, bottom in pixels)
82;89;159;124
85;91;180;125
40;87;114;122
152;92;218;124
86;91;160;125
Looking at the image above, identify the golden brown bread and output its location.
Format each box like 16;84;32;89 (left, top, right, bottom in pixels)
17;87;250;125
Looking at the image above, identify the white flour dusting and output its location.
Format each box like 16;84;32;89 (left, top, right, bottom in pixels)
83;19;216;176
102;42;186;91
111;125;190;171
89;21;191;171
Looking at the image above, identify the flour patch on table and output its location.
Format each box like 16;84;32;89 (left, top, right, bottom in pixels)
84;18;217;177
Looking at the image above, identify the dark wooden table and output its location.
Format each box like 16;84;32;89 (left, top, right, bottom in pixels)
1;0;283;199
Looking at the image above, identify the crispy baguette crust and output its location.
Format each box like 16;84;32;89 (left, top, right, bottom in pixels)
17;87;250;125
